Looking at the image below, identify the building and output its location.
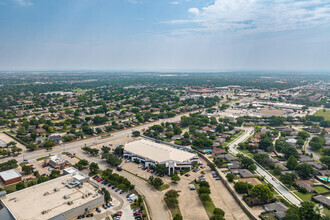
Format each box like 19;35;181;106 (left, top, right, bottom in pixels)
0;170;104;220
313;195;330;208
48;155;69;168
0;169;22;185
264;202;288;220
124;139;198;174
0;139;6;148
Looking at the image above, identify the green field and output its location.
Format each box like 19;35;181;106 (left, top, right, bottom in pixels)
314;109;330;121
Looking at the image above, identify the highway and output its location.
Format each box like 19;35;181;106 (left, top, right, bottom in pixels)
228;127;302;206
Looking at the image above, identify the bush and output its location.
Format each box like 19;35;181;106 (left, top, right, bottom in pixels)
173;214;182;220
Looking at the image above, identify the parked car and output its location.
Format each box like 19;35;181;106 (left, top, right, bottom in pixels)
120;190;125;194
115;188;120;192
112;185;117;189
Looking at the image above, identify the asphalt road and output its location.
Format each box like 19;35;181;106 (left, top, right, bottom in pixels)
228;127;302;206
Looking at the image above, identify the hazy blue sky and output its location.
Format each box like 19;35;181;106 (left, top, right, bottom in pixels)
1;0;330;71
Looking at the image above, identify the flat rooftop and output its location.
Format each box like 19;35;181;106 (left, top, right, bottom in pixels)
125;139;197;163
1;174;101;220
0;169;21;181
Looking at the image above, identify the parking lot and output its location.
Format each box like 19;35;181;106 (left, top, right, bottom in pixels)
92;176;141;220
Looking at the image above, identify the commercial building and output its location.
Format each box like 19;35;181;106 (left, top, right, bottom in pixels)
0;139;6;148
48;155;69;168
0;168;104;220
0;169;22;185
124;139;198;174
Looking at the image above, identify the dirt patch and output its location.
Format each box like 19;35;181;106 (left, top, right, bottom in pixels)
257;108;287;116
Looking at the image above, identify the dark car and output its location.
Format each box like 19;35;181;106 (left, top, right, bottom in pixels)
112;185;117;189
115;188;120;192
108;183;112;187
120;190;125;194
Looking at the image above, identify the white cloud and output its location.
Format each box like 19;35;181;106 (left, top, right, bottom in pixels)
188;7;199;15
170;1;180;5
166;0;330;33
12;0;32;6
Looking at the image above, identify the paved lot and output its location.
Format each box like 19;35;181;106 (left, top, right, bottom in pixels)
204;169;249;220
0;132;27;151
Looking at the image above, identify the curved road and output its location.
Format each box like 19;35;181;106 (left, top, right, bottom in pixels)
228;127;302;206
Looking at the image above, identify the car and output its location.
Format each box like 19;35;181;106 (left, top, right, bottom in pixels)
96;208;101;213
109;201;114;206
215;177;220;180
114;212;122;216
102;204;108;209
108;183;112;187
93;175;98;179
150;170;154;173
115;188;120;192
126;193;132;198
147;169;151;172
112;185;117;189
185;173;190;177
138;165;142;168
120;190;125;194
142;167;147;170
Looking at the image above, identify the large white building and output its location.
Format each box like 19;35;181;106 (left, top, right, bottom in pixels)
0;168;104;220
124;139;198;174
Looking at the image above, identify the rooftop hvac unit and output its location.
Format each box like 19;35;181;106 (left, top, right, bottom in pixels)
54;187;59;192
44;192;49;196
63;194;69;199
67;200;73;205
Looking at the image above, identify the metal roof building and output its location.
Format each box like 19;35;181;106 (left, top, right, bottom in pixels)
0;169;22;185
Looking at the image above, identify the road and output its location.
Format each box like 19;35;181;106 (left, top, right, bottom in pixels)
228;127;302;206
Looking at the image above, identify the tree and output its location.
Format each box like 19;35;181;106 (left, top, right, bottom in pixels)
234;182;253;194
320;156;330;167
16;182;26;191
22;165;34;174
171;175;181;183
199;186;211;194
164;190;179;209
152;177;164;189
226;173;235;182
173;214;183;220
49;169;61;179
132;131;140;137
89;162;99;173
102;187;112;203
279;173;297;187
309;136;325;151
298;131;310;140
299;201;321;220
274;166;282;175
250;184;273;201
101;146;110;154
285;207;300;220
297;163;316;179
287;155;299;170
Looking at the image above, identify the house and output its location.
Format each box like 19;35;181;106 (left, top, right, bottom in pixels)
245;122;255;126
275;163;288;171
295;181;315;193
218;154;237;162
35;128;46;134
313;195;330;208
299;155;314;163
35;136;47;143
231;169;254;178
211;148;226;155
286;138;297;147
228;161;242;170
49;135;62;143
307;161;324;170
171;135;183;142
264;202;289;220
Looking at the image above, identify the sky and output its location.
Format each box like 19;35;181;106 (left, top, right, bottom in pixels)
0;0;330;71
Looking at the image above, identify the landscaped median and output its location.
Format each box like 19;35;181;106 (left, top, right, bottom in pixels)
192;180;226;219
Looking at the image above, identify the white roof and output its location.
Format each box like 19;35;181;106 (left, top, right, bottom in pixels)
0;169;22;181
125;139;197;163
49;155;66;164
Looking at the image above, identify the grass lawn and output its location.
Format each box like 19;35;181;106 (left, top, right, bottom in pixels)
314;109;330;121
294;191;314;201
313;186;329;194
240;150;254;158
36;155;51;161
193;182;216;216
157;184;170;191
321;207;330;216
19;161;28;167
168;205;181;219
